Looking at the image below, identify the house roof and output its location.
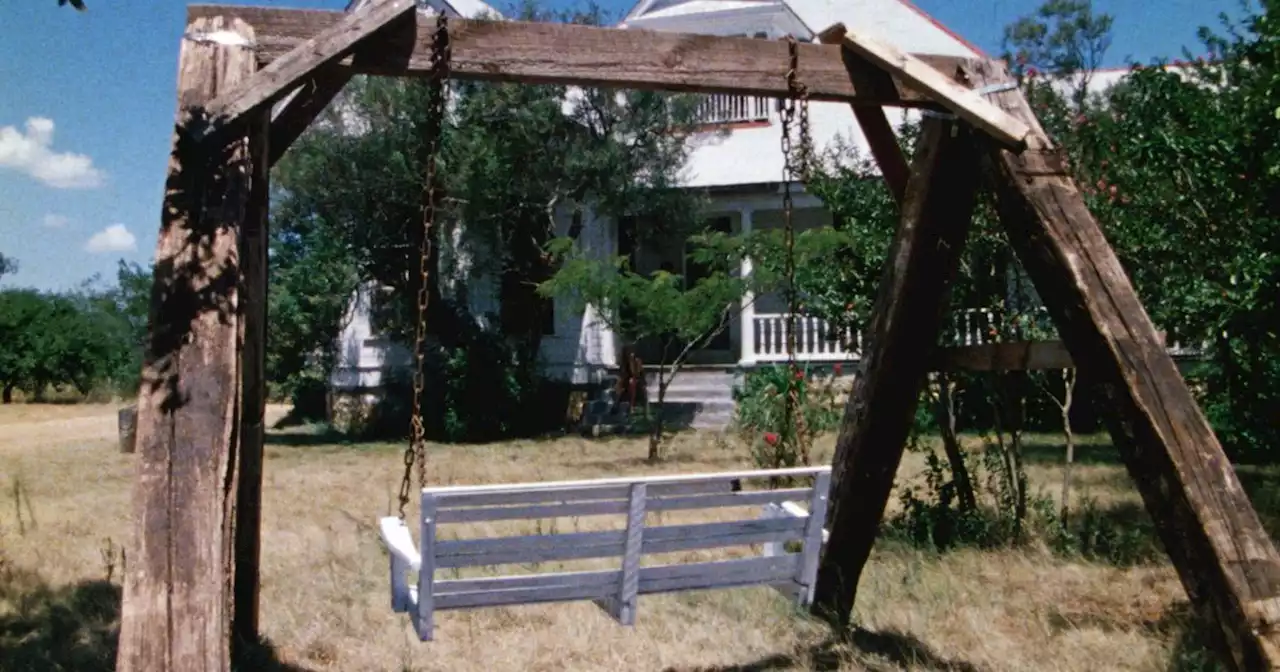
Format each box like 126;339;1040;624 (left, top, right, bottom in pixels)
345;0;502;19
622;0;985;57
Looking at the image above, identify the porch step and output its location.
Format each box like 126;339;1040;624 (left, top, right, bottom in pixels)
649;369;737;431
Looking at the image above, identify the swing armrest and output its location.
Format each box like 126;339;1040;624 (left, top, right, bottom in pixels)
380;516;423;571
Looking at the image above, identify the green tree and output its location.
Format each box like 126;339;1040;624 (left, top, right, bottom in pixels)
1002;0;1115;106
270;1;707;438
0;253;16;279
0;289;45;403
540;238;749;461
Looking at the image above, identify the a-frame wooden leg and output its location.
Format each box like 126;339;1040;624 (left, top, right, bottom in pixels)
810;117;982;627
965;58;1280;671
117;15;260;672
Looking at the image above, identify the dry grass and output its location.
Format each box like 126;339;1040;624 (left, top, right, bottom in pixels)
0;404;1235;671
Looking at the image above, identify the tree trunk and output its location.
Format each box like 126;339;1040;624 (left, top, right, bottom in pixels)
933;372;976;512
1059;368;1076;521
2;383;12;404
810;117;982;627
648;370;668;463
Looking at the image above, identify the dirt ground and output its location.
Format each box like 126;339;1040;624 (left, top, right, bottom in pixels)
0;403;1227;671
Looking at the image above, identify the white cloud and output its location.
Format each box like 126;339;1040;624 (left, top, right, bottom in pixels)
0;117;105;189
42;213;69;229
84;224;137;254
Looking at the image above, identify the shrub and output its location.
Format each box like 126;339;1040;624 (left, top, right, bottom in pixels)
732;363;842;471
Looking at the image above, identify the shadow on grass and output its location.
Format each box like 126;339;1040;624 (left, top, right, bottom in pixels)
264;426;362;448
0;562;312;672
663;629;982;672
1017;438;1124;466
1152;602;1229;672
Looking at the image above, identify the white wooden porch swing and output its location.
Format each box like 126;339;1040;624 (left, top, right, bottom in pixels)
377;9;833;641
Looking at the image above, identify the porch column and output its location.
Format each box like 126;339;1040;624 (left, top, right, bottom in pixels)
739;207;756;365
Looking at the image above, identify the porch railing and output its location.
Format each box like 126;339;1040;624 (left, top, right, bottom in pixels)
751;309;1019;363
693;94;771;126
751;314;857;362
748;307;1204;364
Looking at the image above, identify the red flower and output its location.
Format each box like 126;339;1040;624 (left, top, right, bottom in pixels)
794;370;804;381
833;363;843;375
1026;66;1038;78
764;433;779;446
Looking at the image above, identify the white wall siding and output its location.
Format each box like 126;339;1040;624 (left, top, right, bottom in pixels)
538;206;619;384
330;282;413;390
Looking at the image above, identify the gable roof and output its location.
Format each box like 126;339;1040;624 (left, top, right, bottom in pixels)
623;0;986;58
345;0;502;19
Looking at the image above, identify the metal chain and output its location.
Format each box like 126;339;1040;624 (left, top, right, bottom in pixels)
781;36;812;469
399;12;451;519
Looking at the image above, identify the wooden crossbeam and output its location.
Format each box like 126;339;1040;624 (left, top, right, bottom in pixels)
840;28;1032;149
196;0;413;143
188;5;968;109
935;332;1170;372
965;58;1280;671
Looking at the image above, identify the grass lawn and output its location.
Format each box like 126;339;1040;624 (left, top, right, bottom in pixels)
2;403;1269;671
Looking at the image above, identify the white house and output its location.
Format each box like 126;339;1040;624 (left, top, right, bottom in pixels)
326;0;1175;422
328;0;987;394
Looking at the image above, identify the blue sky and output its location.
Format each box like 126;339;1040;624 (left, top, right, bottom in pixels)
0;0;1244;292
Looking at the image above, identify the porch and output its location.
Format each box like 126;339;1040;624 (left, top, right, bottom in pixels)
624;192;1011;367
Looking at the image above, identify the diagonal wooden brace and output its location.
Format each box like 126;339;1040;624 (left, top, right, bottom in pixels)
839;27;1032;150
193;0;415;147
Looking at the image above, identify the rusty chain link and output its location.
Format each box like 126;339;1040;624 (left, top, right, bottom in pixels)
399;12;451;519
780;36;813;470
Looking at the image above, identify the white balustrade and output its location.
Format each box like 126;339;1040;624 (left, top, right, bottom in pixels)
747;307;1055;363
693;94;771;126
749;314;859;362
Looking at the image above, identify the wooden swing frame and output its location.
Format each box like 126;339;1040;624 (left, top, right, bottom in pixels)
118;1;1280;670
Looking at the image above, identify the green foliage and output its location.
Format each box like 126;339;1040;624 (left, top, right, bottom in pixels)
0;254;16;279
0;270;143;402
541;242;746;354
886;438;1162;566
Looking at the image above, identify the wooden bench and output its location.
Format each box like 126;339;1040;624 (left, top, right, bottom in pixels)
378;465;832;641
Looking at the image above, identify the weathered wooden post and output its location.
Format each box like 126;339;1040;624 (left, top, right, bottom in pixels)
117;404;137;454
116;15;260;672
